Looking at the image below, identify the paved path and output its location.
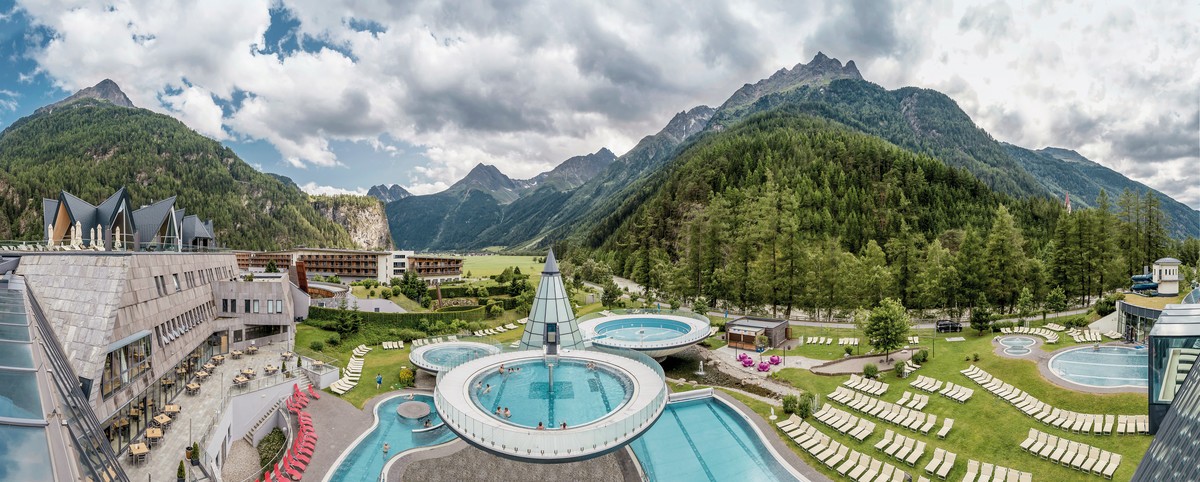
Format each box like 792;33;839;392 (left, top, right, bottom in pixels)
810;349;914;375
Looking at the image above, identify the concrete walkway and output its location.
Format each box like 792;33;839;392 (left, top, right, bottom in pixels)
810;349;915;376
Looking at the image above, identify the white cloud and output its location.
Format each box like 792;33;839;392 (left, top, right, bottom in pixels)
298;182;367;196
12;0;1198;208
0;89;18;112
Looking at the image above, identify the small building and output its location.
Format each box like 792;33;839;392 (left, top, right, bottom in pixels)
725;316;790;350
1154;257;1182;296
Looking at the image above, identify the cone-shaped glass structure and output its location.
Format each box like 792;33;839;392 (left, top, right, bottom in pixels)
519;249;585;350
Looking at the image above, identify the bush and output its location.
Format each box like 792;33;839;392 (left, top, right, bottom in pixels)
844;346;854;356
782;394;799;415
326;334;341;346
972;353;981;362
797;392;817;419
916;350;929;364
894;362;907;378
863;363;879;379
393;329;427;342
256;428;285;470
487;303;504;318
1096;293;1125;316
397;367;415;388
308;341;324;352
178;460;186;479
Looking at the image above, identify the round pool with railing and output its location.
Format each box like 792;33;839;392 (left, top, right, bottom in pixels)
578;314;710;358
410;341;502;373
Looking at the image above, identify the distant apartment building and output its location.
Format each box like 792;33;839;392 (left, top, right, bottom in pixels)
234;248;461;284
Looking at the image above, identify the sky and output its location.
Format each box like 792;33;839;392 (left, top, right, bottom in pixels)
0;0;1196;207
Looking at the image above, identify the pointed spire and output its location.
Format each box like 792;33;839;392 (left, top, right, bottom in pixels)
543;248;560;275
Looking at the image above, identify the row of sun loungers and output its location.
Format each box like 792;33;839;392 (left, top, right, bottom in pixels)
1102;331;1121;339
813;404;877;441
473;324;519;337
827;387;946;435
907;336;920;344
330;352;366;394
806;337;836;345
901;359;921;375
1044;323;1065;331
844;374;889;396
1068;329;1103;343
910;375;944;393
776;416;906;482
960;459;1033;482
381;340;405;350
412;337;447;347
1116;415;1150;435
0;243;105;252
962;365;1140;435
922;447;957;480
839;338;861;346
937;382;974;403
897;391;930;411
1000;326;1059;343
1019;428;1122;478
874;429;927;468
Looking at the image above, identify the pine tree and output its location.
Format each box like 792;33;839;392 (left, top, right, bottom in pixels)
984;205;1026;312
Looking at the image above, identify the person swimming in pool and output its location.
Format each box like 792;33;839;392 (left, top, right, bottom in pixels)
424;419;432;428
560;421;567;429
383;443;390;455
504;407;511;418
483;383;492;394
536;422;544;430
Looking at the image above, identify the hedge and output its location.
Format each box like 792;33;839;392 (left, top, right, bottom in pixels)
308;305;487;327
438;305;483;313
436;285;509;298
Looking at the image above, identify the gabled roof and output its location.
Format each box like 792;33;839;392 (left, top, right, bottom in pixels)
181;215;213;244
57;191;97;231
42;199;59;231
131;196;177;245
93;187;135;232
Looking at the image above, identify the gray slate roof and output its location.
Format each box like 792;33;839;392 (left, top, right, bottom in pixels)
131;196;177;245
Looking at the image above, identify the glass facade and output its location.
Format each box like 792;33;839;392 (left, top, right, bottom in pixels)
1150;336;1200;404
100;335;152;399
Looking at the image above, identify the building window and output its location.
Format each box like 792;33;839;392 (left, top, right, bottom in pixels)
253;300;260;313
100;334;152;399
276;299;283;314
244;299;251;313
172;274;181;292
221;299;228;312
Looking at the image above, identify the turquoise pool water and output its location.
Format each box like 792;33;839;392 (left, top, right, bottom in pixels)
1000;336;1035;356
422;345;494;367
328;394;455;481
631;398;800;482
471;358;632;428
596;318;691;342
1050;346;1148;388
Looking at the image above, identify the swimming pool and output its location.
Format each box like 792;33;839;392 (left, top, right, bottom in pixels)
410;342;501;373
1049;346;1149;388
470;358;633;428
1000;336;1036;356
579;314;711;358
325;394;456;482
630;397;802;482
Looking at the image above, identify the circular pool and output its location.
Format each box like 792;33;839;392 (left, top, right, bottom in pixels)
579;314;711;358
999;336;1036;356
471;358;634;429
1049;345;1148;388
410;342;502;373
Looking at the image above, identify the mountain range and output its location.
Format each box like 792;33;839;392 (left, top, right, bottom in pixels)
380;53;1198;250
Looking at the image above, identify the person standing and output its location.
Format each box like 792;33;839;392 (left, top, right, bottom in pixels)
376;373;383;389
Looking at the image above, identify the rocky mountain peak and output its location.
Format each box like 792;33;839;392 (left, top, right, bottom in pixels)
662;105;716;141
367;184;412;204
38;79;135;114
719;52;863;113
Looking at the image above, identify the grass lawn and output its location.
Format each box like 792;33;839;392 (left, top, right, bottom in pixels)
758;328;1149;482
462;255;545;282
349;285;427;312
1122;292;1184;310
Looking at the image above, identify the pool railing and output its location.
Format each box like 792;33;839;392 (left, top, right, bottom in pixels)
433;346;668;461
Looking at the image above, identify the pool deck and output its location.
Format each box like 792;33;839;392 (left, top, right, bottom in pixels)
304;388;428;480
386;439;641;482
1035;342;1147;394
991;334;1044;360
713;390;832;482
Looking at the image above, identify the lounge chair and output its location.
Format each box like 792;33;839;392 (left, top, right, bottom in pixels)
936;418;954;439
936;452;956;479
923;448;945;474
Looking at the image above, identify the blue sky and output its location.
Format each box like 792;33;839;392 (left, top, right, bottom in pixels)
0;0;1196;205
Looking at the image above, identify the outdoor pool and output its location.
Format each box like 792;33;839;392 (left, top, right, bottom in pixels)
326;394;455;481
470;358;633;429
410;342;501;373
630;397;801;482
1049;346;1149;388
595;318;693;342
1000;336;1036;356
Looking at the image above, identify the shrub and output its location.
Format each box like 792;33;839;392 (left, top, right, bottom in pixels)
916;349;929;364
178;460;186;480
326;334;341;346
797;392;817;419
308;341;324;352
1096;293;1125;316
895;362;907;378
972;353;981;362
397;367;415;388
782;394;800;415
256;428;286;470
863;363;879;379
844;346;854;356
394;329;427;342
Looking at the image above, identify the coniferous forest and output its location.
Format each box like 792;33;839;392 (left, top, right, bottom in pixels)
572;108;1194;318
